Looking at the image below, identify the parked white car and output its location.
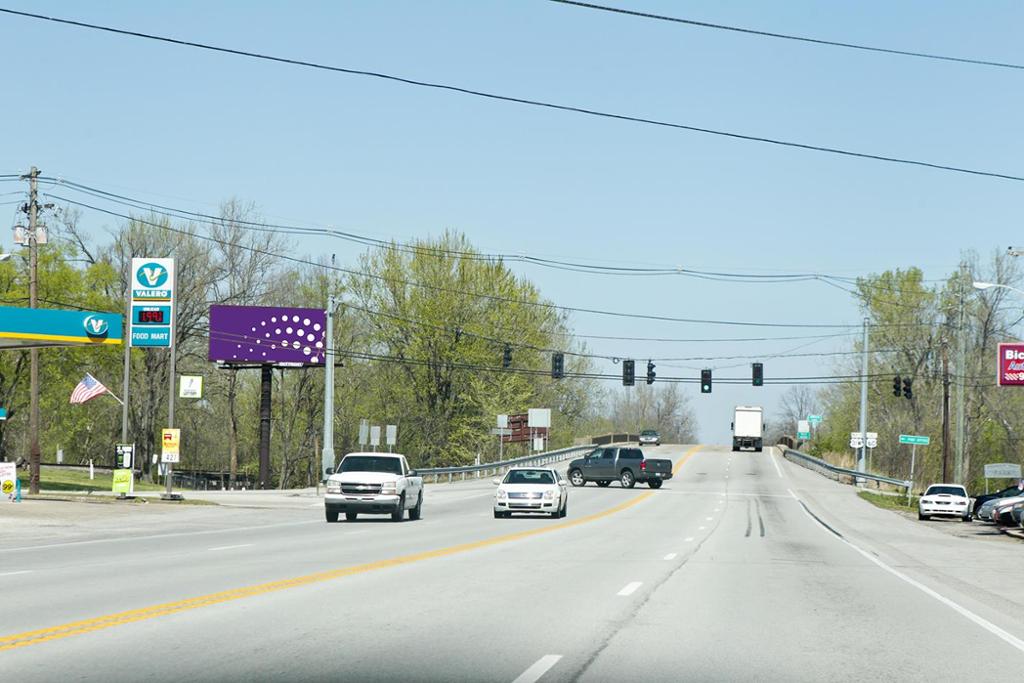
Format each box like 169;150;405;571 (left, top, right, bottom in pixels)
918;484;971;522
493;467;568;519
325;453;423;523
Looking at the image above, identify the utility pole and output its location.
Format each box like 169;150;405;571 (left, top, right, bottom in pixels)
941;341;951;483
321;292;336;481
856;318;869;476
165;267;176;498
954;262;968;483
23;167;41;495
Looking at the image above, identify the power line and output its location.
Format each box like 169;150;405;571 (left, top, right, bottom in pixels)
2;8;1022;183
48;192;915;331
549;0;1024;71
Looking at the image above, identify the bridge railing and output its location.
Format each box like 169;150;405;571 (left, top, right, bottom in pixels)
781;446;912;495
416;444;597;484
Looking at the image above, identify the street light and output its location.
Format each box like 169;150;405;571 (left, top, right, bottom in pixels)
972;281;1024;295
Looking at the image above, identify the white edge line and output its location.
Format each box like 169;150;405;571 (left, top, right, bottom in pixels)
769;449;784;478
512;654;562;683
207;543;254;551
792;492;1024;655
617;581;643;597
6;520;319;553
0;570;32;577
663;553;678;560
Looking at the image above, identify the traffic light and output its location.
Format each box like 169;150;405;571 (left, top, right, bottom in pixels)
646;360;656;385
701;368;712;394
622;359;635;386
752;362;763;387
903;377;913;400
551;352;564;379
893;375;902;397
502;344;512;368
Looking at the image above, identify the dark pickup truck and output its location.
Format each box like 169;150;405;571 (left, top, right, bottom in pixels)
567;446;673;489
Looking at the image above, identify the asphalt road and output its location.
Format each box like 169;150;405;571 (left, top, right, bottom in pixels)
3;444;1023;681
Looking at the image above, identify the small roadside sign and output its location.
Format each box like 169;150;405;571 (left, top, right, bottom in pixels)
115;443;134;469
112;469;133;494
0;462;16;500
386;424;397;447
497;414;509;429
490;428;513;436
179;375;203;399
370;425;381;447
161;428;180;464
358;419;370;446
899;434;930;446
984;463;1022;479
807;414;822;426
797;420;810;440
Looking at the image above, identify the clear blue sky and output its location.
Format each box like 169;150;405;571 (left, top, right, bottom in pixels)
2;1;1022;442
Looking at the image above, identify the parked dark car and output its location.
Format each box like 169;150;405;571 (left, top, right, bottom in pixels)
566;446;673;489
972;483;1024;517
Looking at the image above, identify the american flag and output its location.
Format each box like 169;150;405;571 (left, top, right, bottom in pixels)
70;374;109;404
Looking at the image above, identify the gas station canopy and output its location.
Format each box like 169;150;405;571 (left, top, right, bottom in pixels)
0;305;122;349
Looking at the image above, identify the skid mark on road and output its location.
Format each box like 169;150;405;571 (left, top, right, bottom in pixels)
0;445;703;652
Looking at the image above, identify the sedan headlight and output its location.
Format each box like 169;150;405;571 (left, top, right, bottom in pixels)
543;490;556;500
326;481;341;494
497;488;508;500
380;482;398;495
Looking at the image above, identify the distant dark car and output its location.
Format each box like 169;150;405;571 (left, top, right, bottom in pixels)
567;446;673;489
972;483;1024;517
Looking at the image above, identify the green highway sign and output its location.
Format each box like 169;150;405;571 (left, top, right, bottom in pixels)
797;431;811;440
807;414;822;425
899;434;930;446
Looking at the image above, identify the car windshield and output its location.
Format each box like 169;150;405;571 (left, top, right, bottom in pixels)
504;470;555;485
338;456;403;475
925;486;966;496
641;430;658;436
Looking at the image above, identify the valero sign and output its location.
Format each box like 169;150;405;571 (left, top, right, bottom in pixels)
130;258;175;348
997;342;1024;386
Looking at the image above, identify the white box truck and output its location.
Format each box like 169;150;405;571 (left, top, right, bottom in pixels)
732;406;764;452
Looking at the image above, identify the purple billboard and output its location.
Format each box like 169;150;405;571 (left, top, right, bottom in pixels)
209;305;327;366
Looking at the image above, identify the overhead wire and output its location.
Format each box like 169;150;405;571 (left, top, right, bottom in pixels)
1;7;1022;182
548;0;1024;71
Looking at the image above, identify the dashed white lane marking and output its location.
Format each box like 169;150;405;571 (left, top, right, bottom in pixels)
208;544;253;551
685;537;694;542
664;553;678;560
698;526;706;530
512;655;562;683
705;517;713;521
0;570;32;577
617;581;643;597
769;449;784;478
793;492;1024;655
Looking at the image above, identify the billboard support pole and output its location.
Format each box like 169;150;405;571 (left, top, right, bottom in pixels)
121;290;131;445
259;364;272;489
164;266;177;498
321;294;335;481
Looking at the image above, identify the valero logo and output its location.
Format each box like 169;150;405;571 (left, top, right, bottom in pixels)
136;262;168;288
83;315;110;338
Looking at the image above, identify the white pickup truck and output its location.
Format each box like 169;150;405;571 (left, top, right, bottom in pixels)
324;452;423;523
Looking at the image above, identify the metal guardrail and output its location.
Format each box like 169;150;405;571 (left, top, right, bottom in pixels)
416;444;597;484
782;447;912;493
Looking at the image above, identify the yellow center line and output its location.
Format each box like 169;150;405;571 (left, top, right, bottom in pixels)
1;444;702;652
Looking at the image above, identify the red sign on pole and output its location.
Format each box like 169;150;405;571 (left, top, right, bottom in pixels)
998;343;1024;386
502;413;547;443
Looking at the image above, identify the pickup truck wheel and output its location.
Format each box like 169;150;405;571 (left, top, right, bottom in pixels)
346;512;358;522
391;496;405;522
620;470;636;488
569;469;585;487
325;508;339;523
648;480;663;489
596;481;610;488
409;493;423;521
